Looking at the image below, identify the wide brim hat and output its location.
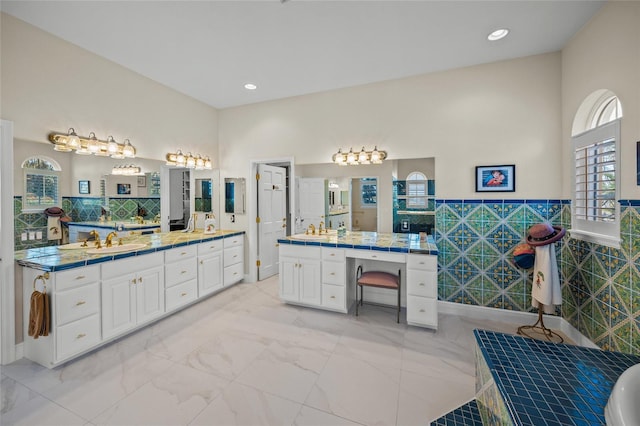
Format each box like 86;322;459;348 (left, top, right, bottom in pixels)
526;222;566;246
43;207;65;217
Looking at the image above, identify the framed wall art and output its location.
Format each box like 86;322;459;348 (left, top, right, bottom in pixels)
137;175;146;187
475;165;515;192
78;180;90;194
117;183;131;195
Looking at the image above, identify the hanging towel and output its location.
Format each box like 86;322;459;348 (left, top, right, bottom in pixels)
531;244;562;314
47;216;61;240
28;290;50;339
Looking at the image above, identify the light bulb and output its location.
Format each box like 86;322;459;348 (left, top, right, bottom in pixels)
67;128;80;150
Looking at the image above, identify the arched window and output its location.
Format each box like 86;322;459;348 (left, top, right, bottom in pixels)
22;156;61;212
406;172;427;208
571;90;622;246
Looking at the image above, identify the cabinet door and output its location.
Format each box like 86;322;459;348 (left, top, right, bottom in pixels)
299;258;321;306
102;274;136;340
136;266;165;325
199;252;223;296
279;256;299;302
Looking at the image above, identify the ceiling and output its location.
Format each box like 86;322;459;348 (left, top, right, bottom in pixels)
1;1;604;109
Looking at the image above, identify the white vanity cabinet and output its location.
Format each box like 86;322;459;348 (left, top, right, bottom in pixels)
197;239;224;296
101;252;165;339
321;247;347;312
406;254;438;329
279;245;322;306
22;265;102;367
223;236;244;286
164;245;198;312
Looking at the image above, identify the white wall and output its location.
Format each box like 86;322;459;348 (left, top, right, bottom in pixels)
561;1;640;199
1;13;219;165
219;51;563;203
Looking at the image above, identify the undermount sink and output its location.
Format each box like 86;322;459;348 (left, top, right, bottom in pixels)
605;363;640;425
85;243;147;255
59;241;105;250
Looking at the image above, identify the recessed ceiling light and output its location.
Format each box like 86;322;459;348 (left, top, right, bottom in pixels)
244;83;257;90
487;28;509;41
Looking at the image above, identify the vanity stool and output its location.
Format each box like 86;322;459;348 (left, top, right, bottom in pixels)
355;265;401;323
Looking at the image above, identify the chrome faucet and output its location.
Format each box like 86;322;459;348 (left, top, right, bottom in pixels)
105;231;118;248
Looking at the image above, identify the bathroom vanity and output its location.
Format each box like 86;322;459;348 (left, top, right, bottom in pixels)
277;231;439;329
16;230;244;368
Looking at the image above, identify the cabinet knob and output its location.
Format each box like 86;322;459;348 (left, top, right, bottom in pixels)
372;255;377;258
200;260;204;264
419;283;425;286
75;275;86;280
131;279;137;284
76;301;86;306
330;253;335;257
181;270;187;274
419;309;425;313
330;295;336;299
330;272;335;276
76;333;86;339
181;252;187;256
181;292;187;297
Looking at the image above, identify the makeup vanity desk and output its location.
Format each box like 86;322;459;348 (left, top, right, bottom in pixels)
277;231;439;329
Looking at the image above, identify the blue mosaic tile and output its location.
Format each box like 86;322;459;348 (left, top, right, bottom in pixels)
430;399;483;426
475;329;640;426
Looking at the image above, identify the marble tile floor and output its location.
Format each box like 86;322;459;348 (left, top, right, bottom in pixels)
2;276;522;426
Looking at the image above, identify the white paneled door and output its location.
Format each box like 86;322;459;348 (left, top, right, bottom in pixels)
257;164;286;281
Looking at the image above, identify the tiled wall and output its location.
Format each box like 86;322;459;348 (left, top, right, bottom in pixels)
14;196;160;251
435;199;640;355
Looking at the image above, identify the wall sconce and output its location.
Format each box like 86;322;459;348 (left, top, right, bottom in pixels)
49;128;136;159
332;146;387;165
165;149;212;170
111;164;142;175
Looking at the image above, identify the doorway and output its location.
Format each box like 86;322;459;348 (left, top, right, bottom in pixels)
250;158;294;283
1;119;15;364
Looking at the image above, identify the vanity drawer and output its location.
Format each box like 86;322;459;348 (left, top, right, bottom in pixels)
165;257;197;288
346;249;405;263
322;247;345;262
406;270;437;298
406;295;438;328
224;263;244;285
56;265;100;291
56;313;101;361
407;255;437;271
280;244;321;259
56;283;100;326
164;245;197;263
322;262;345;286
198;239;223;256
224;235;243;249
165;279;198;312
322;283;346;311
224;245;243;266
102;252;163;280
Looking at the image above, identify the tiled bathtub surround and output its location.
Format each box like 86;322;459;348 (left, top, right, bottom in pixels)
473;329;640;425
13;196;160;251
435;199;640;356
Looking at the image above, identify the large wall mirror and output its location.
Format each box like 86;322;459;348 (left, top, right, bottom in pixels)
295;157;435;234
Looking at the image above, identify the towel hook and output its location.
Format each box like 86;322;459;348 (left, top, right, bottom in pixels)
33;272;50;292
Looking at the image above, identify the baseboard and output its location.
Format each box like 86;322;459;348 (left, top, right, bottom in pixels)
15;342;23;361
437;301;596;348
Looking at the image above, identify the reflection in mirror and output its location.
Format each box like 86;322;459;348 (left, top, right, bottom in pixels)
225;177;246;214
195;178;212;212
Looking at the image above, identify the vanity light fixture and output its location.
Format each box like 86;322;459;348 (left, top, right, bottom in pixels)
111;164;142;175
332;146;387;166
48;129;137;159
165;149;213;170
487;28;509;41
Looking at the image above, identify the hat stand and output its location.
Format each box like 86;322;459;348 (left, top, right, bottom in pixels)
517;305;563;343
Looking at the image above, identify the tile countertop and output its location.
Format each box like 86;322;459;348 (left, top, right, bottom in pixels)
67;220;160;230
474;329;640;426
278;231;438;255
15;230;245;272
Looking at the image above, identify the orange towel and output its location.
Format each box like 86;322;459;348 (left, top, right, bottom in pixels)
28;290;50;339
